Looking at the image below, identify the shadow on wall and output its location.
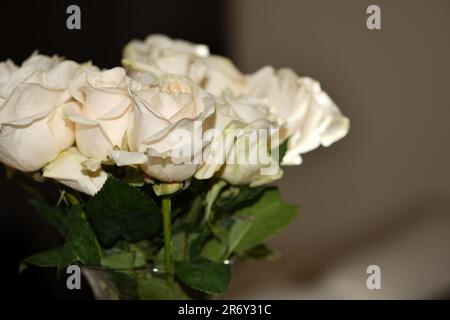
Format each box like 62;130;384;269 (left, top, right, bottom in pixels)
223;0;450;299
227;194;450;299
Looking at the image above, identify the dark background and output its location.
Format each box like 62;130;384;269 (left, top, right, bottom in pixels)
0;0;226;67
0;0;226;299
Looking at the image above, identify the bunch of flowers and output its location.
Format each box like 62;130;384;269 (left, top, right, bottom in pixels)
0;35;349;299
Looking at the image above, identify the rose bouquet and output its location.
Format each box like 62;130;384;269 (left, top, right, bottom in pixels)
0;35;349;299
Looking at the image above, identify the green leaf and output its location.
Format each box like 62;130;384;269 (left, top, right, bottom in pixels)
85;176;162;247
226;216;253;255
101;253;135;269
29;199;68;235
200;238;226;262
173;196;204;233
175;258;231;295
230;188;299;253
21;206;102;272
213;184;268;219
238;244;281;261
129;244;148;268
106;271;139;299
155;233;186;270
20;247;63;272
155;232;202;269
129;240;161;262
59;205;102;269
101;251;146;270
138;276;188;300
170;178;207;221
189;232;210;259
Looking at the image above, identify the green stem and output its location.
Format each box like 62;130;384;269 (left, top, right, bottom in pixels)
162;197;174;287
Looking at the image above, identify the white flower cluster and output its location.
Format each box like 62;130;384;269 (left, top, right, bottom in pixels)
0;35;349;195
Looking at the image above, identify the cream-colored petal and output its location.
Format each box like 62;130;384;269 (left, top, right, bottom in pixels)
43;147;107;196
244;67;350;165
0;117;62;171
108;149;147;166
81;158;103;172
0;82;69;123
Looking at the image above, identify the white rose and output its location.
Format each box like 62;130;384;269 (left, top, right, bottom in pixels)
123;34;209;84
43;147;107;196
200;55;245;96
122;34;245;96
0;55;79;171
0;53;62;99
197;93;283;186
67;67;132;161
244;66;350;165
109;74;215;183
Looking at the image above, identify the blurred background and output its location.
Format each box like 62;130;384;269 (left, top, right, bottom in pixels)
0;0;449;299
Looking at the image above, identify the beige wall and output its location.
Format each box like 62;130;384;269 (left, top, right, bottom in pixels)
223;0;450;299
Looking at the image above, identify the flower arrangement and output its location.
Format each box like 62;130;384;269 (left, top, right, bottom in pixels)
0;35;349;299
